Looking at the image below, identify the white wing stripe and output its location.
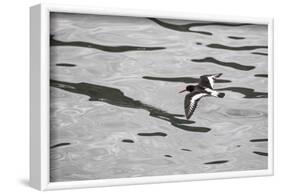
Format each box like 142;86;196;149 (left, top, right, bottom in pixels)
191;93;208;103
207;76;214;89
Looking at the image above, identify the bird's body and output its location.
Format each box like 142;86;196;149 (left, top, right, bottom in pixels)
179;73;225;119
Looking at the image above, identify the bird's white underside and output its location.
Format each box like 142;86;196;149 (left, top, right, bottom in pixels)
204;88;219;97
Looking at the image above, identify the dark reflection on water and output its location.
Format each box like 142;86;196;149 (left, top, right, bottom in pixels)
250;139;268;142
253;151;268;156
56;63;77;67
50;35;166;52
122;139;134;143
50;80;211;133
251;52;268;56
191;57;255;71
164;155;172;158
217;87;268;98
137;132;167;137
255;74;268;78
50;143;71;149
228;36;246;40
143;76;231;84
148;18;250;35
181;148;192;152
204;160;229;165
207;43;268;51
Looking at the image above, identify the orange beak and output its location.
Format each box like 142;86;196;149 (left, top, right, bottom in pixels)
179;89;186;93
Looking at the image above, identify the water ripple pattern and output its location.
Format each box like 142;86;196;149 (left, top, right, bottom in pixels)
50;12;268;182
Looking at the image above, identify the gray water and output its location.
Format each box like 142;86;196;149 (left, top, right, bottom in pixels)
50;13;268;182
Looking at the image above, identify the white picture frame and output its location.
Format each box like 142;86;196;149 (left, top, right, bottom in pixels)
30;3;274;191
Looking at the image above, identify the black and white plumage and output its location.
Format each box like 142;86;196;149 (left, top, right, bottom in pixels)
179;73;225;120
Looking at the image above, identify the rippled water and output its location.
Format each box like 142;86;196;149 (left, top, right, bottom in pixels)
50;12;268;182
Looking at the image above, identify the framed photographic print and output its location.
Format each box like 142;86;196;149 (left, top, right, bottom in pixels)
30;3;274;191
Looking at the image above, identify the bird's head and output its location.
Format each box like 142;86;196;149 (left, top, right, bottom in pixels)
179;85;195;93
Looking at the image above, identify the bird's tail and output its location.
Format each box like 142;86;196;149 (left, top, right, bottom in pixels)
217;92;225;98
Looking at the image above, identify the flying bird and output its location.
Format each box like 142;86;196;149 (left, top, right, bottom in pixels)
179;73;225;120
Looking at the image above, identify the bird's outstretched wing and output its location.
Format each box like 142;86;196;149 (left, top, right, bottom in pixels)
184;92;208;119
199;73;222;89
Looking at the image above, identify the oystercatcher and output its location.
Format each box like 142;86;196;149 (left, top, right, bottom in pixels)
179;73;225;119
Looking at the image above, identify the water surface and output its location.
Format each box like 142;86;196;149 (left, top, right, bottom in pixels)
50;13;268;182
